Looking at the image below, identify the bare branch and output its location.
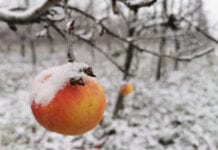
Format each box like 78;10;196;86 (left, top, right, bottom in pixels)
175;47;215;61
49;22;133;76
138;47;215;62
49;21;66;39
67;6;215;62
71;32;133;76
0;0;61;24
182;18;218;44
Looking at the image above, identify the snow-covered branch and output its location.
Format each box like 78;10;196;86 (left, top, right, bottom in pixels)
48;22;134;76
118;0;157;10
64;6;215;63
0;0;61;24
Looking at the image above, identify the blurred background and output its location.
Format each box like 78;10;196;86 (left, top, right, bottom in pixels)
0;0;218;149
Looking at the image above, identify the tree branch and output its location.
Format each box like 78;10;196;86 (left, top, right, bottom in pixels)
182;18;218;44
49;22;133;76
175;47;214;61
71;32;133;76
67;6;215;62
0;0;61;24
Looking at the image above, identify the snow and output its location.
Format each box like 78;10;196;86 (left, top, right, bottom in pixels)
30;62;90;106
1;46;218;149
126;0;146;5
36;29;47;38
0;0;47;17
0;0;218;149
0;0;45;9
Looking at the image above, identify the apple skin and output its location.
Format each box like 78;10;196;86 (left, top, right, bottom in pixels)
31;78;106;135
119;83;133;96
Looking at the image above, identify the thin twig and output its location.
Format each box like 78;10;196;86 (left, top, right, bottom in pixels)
71;32;133;76
49;22;132;75
57;6;216;62
175;48;214;61
182;18;218;44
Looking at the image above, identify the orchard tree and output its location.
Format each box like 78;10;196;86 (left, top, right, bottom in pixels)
0;0;218;119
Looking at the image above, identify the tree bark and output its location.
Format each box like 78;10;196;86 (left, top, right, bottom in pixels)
30;39;36;65
156;27;167;80
113;21;136;118
113;43;134;118
20;35;26;57
155;0;167;80
173;32;180;70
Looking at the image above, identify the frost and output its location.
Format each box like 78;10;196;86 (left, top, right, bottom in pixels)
0;0;47;17
1;43;218;150
36;29;47;38
30;62;91;106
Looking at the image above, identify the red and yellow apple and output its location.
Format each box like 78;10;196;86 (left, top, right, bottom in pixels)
119;83;134;96
31;73;106;135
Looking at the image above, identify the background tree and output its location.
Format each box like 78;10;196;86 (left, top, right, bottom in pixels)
0;0;217;118
1;0;218;149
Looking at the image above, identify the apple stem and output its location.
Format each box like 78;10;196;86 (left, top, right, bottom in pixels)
67;52;74;62
64;1;75;63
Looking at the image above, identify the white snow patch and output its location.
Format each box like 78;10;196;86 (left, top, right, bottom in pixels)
30;62;94;106
0;0;47;17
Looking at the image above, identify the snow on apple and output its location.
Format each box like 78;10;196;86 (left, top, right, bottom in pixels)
30;62;89;106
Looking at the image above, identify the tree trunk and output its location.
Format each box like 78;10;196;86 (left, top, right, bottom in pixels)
156;28;166;80
48;36;54;53
113;26;135;118
155;0;168;80
27;26;36;65
173;32;180;70
113;43;134;118
20;35;26;57
30;40;36;65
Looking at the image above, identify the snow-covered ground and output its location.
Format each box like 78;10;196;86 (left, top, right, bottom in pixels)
0;46;218;150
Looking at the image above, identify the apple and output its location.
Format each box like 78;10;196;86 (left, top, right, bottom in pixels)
30;63;106;135
119;83;133;96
